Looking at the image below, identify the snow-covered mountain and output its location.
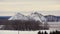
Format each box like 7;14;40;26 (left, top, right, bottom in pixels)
8;12;47;24
8;13;29;20
28;12;47;24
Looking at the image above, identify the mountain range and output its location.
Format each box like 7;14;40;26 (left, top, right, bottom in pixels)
0;12;60;22
8;12;47;24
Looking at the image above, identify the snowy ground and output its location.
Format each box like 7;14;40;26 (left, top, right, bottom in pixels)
0;30;54;34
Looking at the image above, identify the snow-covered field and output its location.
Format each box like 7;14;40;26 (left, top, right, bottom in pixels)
0;30;18;34
0;30;54;34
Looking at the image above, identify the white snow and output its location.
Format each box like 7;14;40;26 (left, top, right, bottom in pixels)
0;30;18;34
0;30;58;34
8;13;29;20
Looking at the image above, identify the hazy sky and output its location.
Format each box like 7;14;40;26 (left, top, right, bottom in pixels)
0;0;60;16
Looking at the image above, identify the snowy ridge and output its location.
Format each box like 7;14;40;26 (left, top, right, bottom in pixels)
28;12;47;24
8;13;29;20
8;12;47;23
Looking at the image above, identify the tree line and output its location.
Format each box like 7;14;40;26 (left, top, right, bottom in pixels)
38;30;60;34
0;19;49;30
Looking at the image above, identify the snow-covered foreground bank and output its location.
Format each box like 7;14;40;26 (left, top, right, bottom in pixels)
0;30;57;34
0;30;18;34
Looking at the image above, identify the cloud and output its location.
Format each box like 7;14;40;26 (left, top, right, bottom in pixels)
0;0;60;16
0;0;59;3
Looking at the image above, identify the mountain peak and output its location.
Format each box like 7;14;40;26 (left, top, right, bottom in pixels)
29;12;47;24
16;12;22;15
8;12;28;20
31;12;43;16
